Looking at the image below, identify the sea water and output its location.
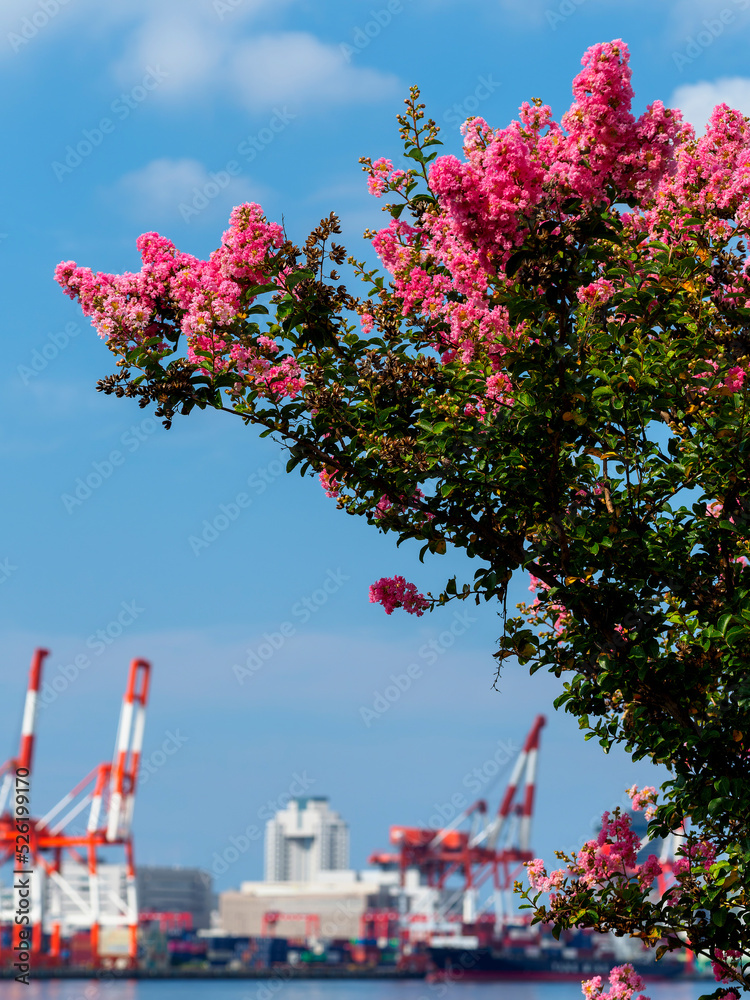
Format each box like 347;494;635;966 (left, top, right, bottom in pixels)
0;980;713;1000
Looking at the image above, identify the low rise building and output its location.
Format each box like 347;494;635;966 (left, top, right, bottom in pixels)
137;866;213;930
220;870;398;940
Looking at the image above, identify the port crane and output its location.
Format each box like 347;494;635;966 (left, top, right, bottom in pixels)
0;649;150;968
368;714;546;942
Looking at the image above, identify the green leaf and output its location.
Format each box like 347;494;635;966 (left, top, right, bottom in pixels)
286;270;313;290
717;613;734;636
725;626;747;645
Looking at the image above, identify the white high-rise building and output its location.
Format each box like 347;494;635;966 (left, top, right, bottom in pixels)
264;797;349;882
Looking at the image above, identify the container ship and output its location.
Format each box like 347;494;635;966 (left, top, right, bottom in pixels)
426;927;696;982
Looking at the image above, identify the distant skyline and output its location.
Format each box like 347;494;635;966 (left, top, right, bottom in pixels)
2;0;750;893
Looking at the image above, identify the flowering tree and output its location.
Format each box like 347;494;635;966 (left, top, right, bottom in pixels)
56;41;750;995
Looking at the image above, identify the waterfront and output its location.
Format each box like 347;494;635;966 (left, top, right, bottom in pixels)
0;982;714;1000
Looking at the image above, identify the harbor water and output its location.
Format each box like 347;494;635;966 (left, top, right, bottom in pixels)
0;982;714;1000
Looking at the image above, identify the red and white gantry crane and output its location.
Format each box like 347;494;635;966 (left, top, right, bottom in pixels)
0;649;151;968
369;714;546;942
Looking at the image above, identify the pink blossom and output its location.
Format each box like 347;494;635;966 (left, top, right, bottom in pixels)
672;840;717;877
526;858;566;893
369;576;430;616
367;158;408;197
723;365;746;392
635;853;662;889
577;279;615;306
712;949;742;984
54;203;302;402
319;469;340;498
626;784;657;814
707;500;735;524
570;811;653;888
582;964;649;1000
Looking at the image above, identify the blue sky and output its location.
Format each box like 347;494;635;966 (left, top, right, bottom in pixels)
1;0;749;896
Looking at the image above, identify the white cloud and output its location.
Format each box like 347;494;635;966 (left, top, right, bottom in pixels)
109;17;225;97
2;0;288;47
3;0;396;117
230;32;399;111
669;77;750;132
111;157;264;226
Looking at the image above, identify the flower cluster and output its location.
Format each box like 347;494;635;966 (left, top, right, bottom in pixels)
577;279;615;306
582;964;649;1000
524;808;662;904
526;858;566;893
55;204;304;402
626;784;657;820
369;576;430;616
571;810;661;890
366;157;408;198
368;41;687;369
318;469;341;499
672;839;717;876
527;574;571;637
712;949;743;984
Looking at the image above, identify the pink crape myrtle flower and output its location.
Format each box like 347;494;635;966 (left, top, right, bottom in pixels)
572;811;661;888
626;784;657;820
723;365;746;392
582;964;650;1000
525;858;566;893
707;500;736;525
672;839;717;877
369;576;430;616
527;573;570;636
367;158;408;197
635;853;662;888
54;203;306;402
577;279;615;306
711;949;743;984
364;40;695;368
374;488;432;522
318;469;340;498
